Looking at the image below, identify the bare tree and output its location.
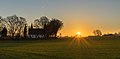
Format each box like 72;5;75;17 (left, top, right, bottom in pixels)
2;15;27;37
0;16;6;31
34;16;49;28
93;29;102;36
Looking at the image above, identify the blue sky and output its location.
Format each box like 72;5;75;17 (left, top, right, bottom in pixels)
0;0;120;36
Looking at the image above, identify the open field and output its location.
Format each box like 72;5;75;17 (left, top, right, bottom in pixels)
0;37;120;59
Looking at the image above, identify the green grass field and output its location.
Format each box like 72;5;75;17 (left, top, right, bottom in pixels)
0;36;120;59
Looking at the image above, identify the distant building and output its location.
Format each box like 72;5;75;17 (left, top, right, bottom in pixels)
28;24;45;38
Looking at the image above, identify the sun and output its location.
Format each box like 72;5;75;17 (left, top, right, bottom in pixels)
77;32;81;35
75;32;81;38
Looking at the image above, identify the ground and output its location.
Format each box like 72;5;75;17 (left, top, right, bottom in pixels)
0;36;120;59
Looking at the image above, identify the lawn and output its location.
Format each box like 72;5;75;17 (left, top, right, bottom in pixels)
0;37;120;59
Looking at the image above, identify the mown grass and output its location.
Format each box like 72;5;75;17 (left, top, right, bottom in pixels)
0;37;120;59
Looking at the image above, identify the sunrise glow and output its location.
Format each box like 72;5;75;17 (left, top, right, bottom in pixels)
77;32;81;35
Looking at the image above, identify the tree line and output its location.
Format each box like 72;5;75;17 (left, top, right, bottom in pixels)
0;15;63;39
93;29;120;37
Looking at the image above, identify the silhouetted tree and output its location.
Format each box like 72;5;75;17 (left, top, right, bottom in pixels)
2;15;27;37
1;27;7;37
46;18;63;37
93;29;102;36
34;16;49;28
40;16;49;28
30;23;33;29
0;16;6;31
23;24;27;37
